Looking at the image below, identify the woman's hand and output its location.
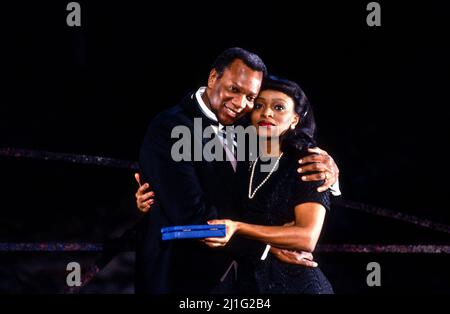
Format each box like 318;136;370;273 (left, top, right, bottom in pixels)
134;173;155;212
202;219;238;248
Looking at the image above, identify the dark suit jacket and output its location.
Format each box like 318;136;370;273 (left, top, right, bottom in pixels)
136;92;263;294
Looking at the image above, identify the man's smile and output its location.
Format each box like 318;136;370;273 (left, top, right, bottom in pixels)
224;104;238;118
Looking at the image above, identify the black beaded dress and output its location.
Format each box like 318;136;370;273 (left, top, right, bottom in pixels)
235;151;334;294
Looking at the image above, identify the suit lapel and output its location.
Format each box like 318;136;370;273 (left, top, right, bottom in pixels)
180;93;237;194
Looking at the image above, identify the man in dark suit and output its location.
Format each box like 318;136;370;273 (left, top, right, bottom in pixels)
136;48;340;293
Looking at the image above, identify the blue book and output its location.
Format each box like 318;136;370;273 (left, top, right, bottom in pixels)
161;224;226;240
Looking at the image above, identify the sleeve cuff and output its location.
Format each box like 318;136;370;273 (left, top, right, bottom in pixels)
330;180;341;196
260;245;271;260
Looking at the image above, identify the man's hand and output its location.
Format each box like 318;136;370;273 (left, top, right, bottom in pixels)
297;147;340;192
134;173;155;213
270;221;318;267
270;247;318;267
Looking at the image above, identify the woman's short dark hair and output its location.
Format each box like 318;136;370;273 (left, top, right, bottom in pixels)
260;75;317;154
212;47;268;78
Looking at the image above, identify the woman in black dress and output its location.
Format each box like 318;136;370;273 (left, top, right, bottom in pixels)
205;76;333;294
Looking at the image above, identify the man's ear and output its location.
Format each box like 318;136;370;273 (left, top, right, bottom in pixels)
207;69;218;88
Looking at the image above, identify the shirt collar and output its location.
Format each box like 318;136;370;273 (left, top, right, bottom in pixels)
195;87;223;129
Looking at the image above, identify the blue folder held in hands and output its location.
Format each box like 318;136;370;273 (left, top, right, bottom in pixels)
161;224;226;240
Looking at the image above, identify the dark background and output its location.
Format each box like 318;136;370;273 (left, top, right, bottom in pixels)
1;1;449;293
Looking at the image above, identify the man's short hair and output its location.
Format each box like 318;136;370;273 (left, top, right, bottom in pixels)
212;47;268;78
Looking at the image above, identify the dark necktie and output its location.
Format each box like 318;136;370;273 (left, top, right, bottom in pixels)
219;126;237;159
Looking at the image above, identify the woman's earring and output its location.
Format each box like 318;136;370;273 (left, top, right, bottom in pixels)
291;125;295;130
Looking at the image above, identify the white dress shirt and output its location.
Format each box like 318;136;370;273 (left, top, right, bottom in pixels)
195;87;237;171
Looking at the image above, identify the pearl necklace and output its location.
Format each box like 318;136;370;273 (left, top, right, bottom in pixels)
248;153;284;199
